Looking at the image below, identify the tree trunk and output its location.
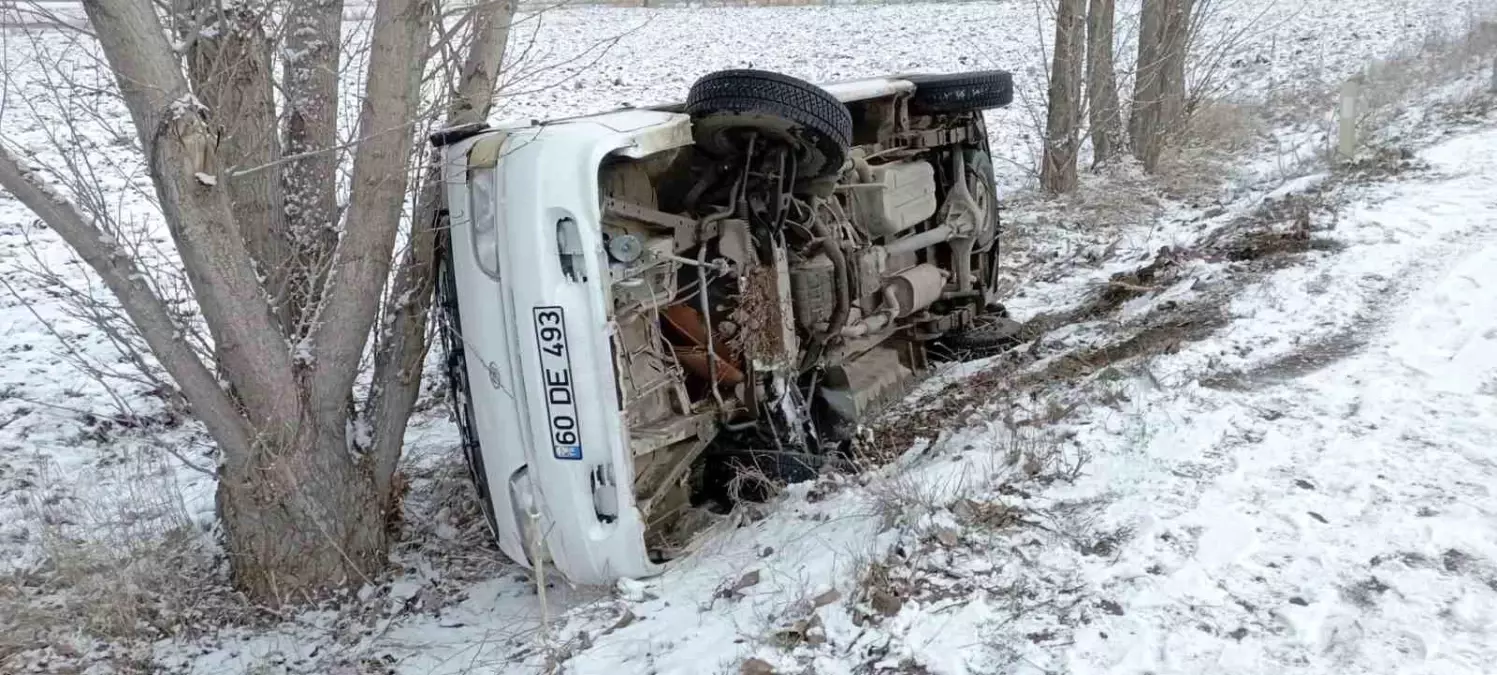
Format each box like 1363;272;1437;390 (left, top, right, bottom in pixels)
281;0;346;336
8;0;513;605
1042;0;1086;193
1130;0;1164;171
217;421;384;602
367;0;516;506
180;5;297;349
1086;0;1122;166
1158;0;1194;136
1129;0;1192;172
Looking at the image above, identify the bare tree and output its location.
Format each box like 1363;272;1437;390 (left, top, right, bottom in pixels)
1158;0;1193;137
1086;0;1122;166
1042;0;1087;193
1130;0;1194;171
0;0;516;603
1130;0;1165;170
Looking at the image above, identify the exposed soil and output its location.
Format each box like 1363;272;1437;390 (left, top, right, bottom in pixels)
1199;312;1381;391
852;162;1398;466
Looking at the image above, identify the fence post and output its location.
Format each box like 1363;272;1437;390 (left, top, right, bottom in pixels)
1336;75;1361;164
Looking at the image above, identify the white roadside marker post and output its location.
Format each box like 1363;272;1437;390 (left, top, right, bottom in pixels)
1337;75;1362;165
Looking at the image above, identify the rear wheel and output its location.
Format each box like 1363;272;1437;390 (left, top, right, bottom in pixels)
686;69;854;179
943;147;1017;359
941;313;1023;357
907;70;1015;114
967;148;999;253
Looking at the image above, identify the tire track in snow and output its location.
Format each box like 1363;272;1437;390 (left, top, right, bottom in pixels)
1058;123;1497;675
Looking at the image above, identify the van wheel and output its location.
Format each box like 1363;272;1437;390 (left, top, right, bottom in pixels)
942;313;1024;358
907;70;1015;113
686;69;853;178
966;148;1000;252
701;448;828;505
435;237;500;539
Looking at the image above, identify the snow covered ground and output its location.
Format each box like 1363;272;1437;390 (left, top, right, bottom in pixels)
4;1;1497;673
1033;124;1497;675
145;109;1497;675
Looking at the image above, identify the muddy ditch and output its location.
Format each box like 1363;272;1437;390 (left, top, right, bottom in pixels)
852;152;1419;466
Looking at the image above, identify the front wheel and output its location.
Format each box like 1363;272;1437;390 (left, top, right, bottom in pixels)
435;230;500;539
966;148;1000;253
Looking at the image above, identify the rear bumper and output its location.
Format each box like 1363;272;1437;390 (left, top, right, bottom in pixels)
440;110;694;584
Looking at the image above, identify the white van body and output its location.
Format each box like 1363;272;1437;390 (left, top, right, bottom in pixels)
436;71;1014;584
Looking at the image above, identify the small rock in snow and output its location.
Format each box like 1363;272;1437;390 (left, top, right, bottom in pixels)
740;658;776;675
1294;479;1316;490
1442;548;1473;573
811;589;841;608
871;589;904;616
717;569;761;599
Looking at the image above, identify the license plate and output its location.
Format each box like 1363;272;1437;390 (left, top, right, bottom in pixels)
532;306;583;461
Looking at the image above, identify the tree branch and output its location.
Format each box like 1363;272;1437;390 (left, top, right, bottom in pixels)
306;0;435;429
0;147;254;460
281;0;346;337
366;0;516;501
79;0;301;445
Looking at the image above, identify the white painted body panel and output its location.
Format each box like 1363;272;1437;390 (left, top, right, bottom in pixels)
441;109;695;584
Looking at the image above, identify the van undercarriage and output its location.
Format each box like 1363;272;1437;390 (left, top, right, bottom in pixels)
433;68;1018;581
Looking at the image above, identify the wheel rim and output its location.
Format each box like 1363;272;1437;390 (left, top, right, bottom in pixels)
968;161;996;245
436;252;500;537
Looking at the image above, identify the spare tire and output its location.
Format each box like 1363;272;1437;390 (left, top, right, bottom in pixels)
686;69;853;178
907;70;1015;114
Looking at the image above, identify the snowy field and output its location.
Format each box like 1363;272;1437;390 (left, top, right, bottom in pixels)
3;0;1497;673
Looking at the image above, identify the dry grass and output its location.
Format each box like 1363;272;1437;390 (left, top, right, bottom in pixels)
1354;17;1497;131
0;452;244;673
1289;10;1497;170
820;424;1099;673
1148;6;1497;193
1157;99;1271;196
1024;160;1167;229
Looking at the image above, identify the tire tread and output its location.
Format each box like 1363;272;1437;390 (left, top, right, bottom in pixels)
907;70;1015;113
